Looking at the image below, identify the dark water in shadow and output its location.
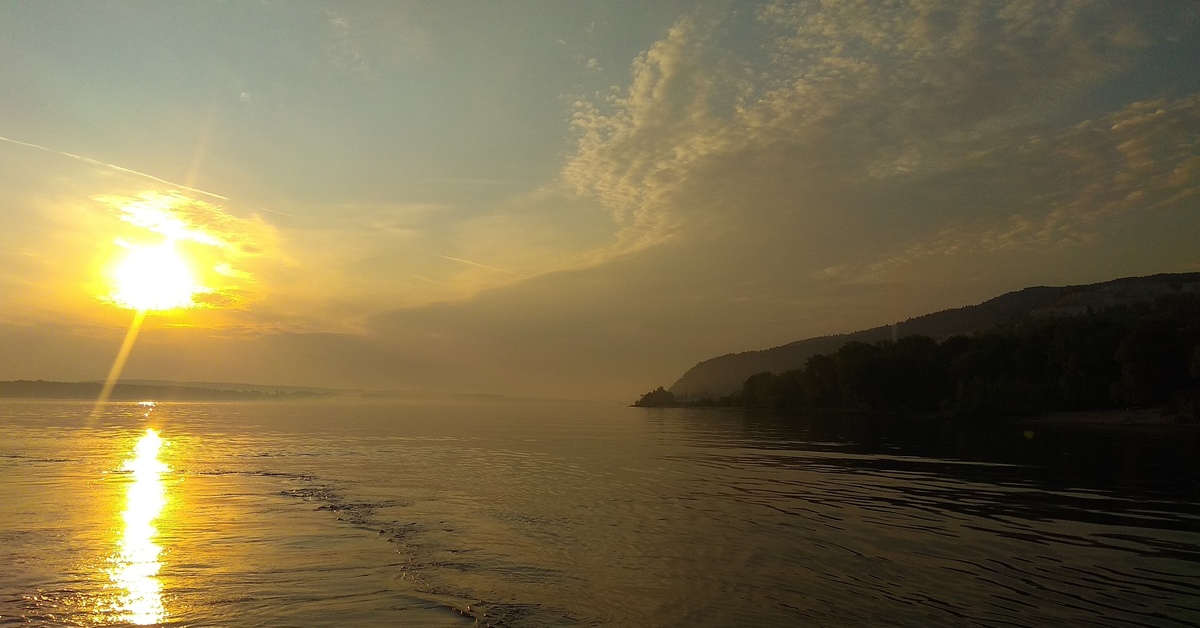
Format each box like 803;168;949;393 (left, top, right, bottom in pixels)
1;400;1198;626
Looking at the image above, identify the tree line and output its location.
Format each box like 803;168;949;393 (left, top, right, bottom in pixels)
636;293;1200;418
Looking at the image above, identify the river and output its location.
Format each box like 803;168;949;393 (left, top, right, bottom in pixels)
1;399;1197;626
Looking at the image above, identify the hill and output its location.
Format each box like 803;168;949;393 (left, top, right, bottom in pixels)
667;273;1200;398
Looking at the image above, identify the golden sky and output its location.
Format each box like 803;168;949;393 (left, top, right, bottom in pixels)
1;1;1198;400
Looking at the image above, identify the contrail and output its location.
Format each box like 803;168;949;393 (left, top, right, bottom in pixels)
255;205;297;219
435;254;527;277
0;134;228;200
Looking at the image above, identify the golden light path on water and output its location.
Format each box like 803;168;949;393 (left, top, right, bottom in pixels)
107;428;170;624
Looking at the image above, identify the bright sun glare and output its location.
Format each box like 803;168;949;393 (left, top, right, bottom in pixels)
108;428;169;625
111;241;202;311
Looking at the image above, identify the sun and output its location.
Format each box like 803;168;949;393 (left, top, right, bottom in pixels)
110;241;203;311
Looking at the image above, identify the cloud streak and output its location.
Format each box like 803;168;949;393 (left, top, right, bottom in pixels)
435;254;528;278
0;134;228;201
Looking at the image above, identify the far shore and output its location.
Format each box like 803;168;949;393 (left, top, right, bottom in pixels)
634;402;1200;428
1019;408;1200;428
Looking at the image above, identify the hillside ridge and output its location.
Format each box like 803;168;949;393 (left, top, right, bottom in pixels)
667;272;1200;398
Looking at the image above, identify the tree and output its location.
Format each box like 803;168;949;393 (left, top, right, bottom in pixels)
1112;317;1186;406
741;372;780;409
634;387;676;407
799;353;842;408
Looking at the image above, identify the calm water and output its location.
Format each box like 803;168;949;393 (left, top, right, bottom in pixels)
1;399;1198;627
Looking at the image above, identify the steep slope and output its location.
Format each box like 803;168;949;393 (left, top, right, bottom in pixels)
667;273;1200;398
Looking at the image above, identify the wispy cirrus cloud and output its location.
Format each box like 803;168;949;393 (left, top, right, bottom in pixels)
564;0;1196;278
817;94;1200;283
564;19;727;254
323;8;368;76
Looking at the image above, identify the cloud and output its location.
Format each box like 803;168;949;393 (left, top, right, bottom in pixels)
0;143;286;329
435;254;527;278
251;1;1192;333
4;1;1194;400
746;0;1168;149
0;134;227;200
440;0;1200;397
565;19;729;253
324;8;368;75
95;191;280;313
817;94;1200;283
563;0;1195;276
100;191;274;260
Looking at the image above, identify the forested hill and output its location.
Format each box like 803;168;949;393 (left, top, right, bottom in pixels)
667;273;1200;398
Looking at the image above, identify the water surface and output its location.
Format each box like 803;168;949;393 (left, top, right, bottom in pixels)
1;399;1198;626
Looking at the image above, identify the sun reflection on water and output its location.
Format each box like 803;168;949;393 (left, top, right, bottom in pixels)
108;428;169;624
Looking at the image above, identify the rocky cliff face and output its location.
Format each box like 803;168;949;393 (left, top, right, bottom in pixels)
667;273;1200;398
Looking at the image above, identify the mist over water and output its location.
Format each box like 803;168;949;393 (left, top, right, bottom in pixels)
1;399;1197;626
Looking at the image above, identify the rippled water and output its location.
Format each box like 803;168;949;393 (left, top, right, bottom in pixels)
1;399;1198;626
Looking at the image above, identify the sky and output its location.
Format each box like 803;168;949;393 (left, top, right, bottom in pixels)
0;0;1198;401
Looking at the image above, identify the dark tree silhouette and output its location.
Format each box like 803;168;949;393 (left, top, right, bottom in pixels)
636;292;1200;419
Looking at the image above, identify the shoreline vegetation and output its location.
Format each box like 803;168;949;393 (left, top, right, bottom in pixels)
635;293;1200;426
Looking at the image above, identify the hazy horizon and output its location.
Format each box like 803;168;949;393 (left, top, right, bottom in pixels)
2;1;1198;401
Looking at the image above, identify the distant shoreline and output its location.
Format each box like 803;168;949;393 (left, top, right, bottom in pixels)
0;380;594;404
631;403;1200;428
0;380;335;402
1021;408;1200;428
